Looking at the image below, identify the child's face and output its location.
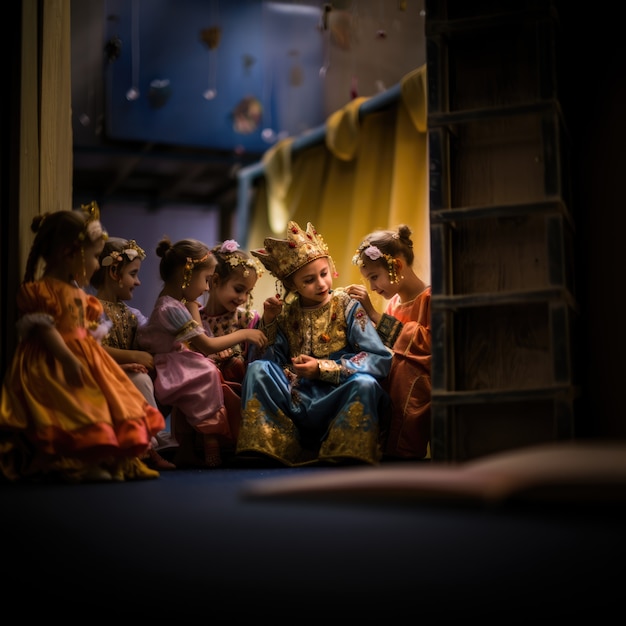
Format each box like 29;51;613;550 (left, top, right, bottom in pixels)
114;258;142;302
359;258;398;299
185;266;215;301
77;239;105;287
290;258;332;307
211;270;258;313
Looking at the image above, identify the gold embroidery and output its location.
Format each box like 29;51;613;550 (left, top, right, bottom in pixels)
236;396;303;464
319;400;381;464
376;313;403;348
100;300;137;349
281;291;349;358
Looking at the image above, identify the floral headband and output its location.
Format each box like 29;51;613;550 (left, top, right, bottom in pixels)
352;242;400;284
219;239;264;278
101;240;146;267
79;201;108;244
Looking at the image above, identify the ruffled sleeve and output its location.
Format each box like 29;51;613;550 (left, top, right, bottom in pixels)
85;294;104;322
162;301;205;343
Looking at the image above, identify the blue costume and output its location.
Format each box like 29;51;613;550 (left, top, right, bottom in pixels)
237;288;392;465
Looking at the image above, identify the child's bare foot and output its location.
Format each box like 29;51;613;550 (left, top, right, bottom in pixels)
203;435;222;468
146;446;176;470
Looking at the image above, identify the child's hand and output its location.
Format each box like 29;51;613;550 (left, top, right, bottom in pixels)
346;284;375;318
291;354;320;379
121;363;149;374
214;348;234;361
128;350;154;371
244;329;269;350
262;295;283;325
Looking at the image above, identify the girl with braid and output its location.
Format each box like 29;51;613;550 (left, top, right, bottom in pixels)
0;204;165;483
137;237;267;468
347;224;432;460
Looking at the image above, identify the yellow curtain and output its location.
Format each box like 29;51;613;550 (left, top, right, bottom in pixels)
249;65;428;311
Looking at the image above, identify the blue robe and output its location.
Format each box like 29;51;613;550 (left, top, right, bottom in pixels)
237;289;392;466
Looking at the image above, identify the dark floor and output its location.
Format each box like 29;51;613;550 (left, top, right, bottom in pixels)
2;463;624;622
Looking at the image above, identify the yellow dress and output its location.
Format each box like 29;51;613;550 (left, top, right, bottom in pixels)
0;278;165;481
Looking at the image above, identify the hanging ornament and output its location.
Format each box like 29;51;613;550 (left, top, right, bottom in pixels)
200;0;221;100
376;0;387;39
200;25;221;100
319;5;332;78
126;0;141;100
350;75;358;99
232;96;263;135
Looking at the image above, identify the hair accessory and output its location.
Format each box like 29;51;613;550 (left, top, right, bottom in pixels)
218;240;264;278
352;241;400;284
220;239;239;253
101;240;146;267
226;254;264;278
182;252;210;289
252;221;336;281
79;201;108;243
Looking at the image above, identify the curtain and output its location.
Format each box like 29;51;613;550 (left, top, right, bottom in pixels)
248;66;429;312
1;0;71;378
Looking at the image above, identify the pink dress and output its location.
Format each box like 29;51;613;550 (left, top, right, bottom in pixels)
382;287;431;459
136;296;236;443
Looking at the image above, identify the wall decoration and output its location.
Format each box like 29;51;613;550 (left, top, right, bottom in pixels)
232;96;263;134
104;0;324;154
126;0;141;100
200;23;221;100
148;79;172;108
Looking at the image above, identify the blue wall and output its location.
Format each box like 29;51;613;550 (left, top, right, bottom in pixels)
104;0;325;153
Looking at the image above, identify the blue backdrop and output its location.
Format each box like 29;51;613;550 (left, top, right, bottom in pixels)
104;0;325;153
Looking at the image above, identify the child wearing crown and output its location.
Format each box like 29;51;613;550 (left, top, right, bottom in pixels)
236;221;392;466
0;204;165;482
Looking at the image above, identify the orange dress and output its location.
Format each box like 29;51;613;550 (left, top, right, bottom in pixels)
0;277;165;481
381;287;431;459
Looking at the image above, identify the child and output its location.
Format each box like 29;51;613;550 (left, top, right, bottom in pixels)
90;236;176;470
348;224;431;460
236;220;392;466
0;203;165;483
136;237;268;468
189;239;264;390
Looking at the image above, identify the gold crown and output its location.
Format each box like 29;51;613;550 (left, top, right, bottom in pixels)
79;201;108;243
252;221;333;281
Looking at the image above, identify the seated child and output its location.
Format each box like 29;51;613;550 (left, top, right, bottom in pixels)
236;220;392;466
137;237;267;468
0;203;164;483
348;224;431;460
91;236;176;470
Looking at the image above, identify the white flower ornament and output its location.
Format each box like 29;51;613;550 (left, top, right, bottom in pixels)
364;245;383;261
123;247;140;261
